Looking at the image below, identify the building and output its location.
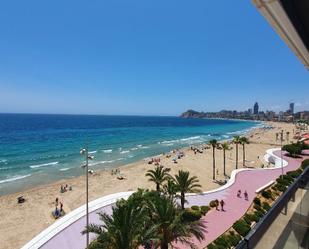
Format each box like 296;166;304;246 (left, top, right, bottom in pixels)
290;102;295;115
254;102;259;115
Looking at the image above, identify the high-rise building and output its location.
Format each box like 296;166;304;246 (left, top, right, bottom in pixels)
253;102;259;115
289;103;294;114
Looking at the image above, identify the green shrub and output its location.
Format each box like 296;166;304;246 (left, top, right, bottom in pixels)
191;205;200;211
254;204;266;214
287;170;301;178
271;185;278;191
200;205;210;215
282;143;302;157
262;202;271;211
276;177;290;186
301;159;309;170
282;174;294;183
276;183;287;192
254;210;264;219
233;219;251;237
250;213;260;222
207;243;216;249
244;214;252;225
253;197;261;206
227;232;241;247
213;235;230;248
182;209;202;222
262;190;272;199
209;199;219;208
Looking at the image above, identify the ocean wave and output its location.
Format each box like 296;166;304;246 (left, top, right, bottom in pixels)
131;147;139;151
120;150;130;154
180;136;201;141
0;174;31;184
29;161;59;169
140;146;150;149
59;168;70;171
89;150;97;154
0;159;7;164
102;149;113;153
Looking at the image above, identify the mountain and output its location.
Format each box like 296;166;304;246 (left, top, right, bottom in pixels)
180;110;206;118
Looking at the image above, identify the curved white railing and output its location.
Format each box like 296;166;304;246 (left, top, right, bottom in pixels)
22;148;288;249
21;191;134;249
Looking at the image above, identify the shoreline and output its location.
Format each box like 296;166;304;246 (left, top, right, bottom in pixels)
0;121;295;249
0;120;263;196
0;118;267;198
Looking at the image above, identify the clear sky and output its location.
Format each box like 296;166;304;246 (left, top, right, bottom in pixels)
0;0;308;116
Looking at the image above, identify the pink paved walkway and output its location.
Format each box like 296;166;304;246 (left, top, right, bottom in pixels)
38;150;308;249
175;150;308;248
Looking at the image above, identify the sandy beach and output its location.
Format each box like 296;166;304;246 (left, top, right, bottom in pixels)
0;121;297;249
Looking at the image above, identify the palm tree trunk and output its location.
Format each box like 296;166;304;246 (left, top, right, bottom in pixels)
236;144;238;169
223;149;226;176
181;192;185;209
161;241;168;249
213;147;215;180
243;144;245;167
156;183;160;192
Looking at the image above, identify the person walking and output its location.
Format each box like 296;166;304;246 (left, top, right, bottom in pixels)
237;190;241;198
220;199;225;211
244;190;248;201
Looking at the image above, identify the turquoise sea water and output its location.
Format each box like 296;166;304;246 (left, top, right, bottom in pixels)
0;114;262;195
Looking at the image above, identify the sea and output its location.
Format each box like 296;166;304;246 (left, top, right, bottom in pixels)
0;114;262;195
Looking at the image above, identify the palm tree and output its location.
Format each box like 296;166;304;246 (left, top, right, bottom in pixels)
240;137;249;167
146;194;206;249
233;136;241;169
286;131;290;142
174;170;201;209
82;198;147;249
209;139;218;180
146;165;171;192
163;178;177;199
220;141;230;176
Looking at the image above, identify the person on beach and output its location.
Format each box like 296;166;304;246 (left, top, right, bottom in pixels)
244;190;248;200
60;202;63;213
237;190;241;198
55;197;59;206
220;200;225;211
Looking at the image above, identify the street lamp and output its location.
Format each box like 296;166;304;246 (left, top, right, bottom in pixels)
280;130;284;179
80;146;94;248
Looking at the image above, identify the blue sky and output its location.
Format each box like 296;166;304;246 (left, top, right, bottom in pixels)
0;0;308;116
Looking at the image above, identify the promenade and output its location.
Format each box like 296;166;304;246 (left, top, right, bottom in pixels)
22;149;307;249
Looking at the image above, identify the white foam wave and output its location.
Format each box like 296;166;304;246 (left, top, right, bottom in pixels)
89;151;97;154
120;150;130;154
0;174;31;184
102;149;113;153
0;159;7;164
59;168;70;171
180;136;201;141
29;161;59;169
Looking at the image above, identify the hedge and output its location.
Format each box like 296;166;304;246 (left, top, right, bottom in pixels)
209;199;219;208
301;159;309;170
262;190;272;199
182;209;202;222
253;197;261;206
276;178;290;186
233;219;251;237
200;205;210;215
262;202;271;211
276;183;287;192
191;205;200;211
